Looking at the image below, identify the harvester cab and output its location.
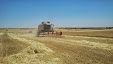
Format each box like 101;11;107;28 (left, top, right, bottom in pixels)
37;22;62;36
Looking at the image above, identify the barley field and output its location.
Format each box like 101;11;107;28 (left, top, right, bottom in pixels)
0;28;113;64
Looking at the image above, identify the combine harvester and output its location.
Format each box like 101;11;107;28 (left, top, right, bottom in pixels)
37;22;62;37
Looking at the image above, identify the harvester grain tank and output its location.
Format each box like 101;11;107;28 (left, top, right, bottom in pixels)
37;22;62;36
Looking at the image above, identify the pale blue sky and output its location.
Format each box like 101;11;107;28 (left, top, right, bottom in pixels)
0;0;113;28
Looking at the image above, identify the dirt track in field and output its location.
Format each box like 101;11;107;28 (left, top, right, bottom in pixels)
0;28;113;64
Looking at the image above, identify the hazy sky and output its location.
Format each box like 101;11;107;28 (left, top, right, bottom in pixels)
0;0;113;28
